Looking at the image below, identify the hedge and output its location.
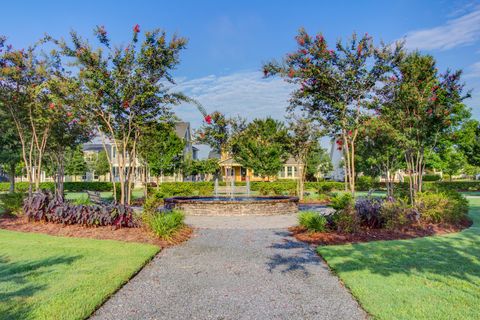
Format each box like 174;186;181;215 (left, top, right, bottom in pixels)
0;181;115;193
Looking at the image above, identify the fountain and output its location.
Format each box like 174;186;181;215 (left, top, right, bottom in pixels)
246;176;251;197
214;178;219;197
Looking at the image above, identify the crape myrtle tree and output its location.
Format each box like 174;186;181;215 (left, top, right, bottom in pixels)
138;121;184;196
231;118;290;178
0;36;81;195
56;25;189;204
378;52;471;203
263;28;403;194
288;114;321;200
0;105;21;193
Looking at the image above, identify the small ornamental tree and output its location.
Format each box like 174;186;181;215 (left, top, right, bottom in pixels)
378;52;471;202
457;119;480;167
0;37;81;195
0;104;21;193
288;115;321;199
231;118;290;178
56;25;189;204
263;28;402;194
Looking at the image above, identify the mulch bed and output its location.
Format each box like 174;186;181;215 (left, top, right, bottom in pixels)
0;214;192;248
289;219;472;246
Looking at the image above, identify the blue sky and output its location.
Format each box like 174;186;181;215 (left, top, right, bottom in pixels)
2;0;480;134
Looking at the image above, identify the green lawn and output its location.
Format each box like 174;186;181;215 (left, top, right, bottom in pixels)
318;195;480;319
0;230;159;320
65;189;144;203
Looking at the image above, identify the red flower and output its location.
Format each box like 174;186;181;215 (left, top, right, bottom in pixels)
122;100;130;109
430;95;437;102
67;112;73;117
348;130;352;136
204;114;212;124
426;109;432;115
49;103;55;110
133;24;140;33
298;37;305;46
288;68;295;78
336;139;343;145
263;68;268;77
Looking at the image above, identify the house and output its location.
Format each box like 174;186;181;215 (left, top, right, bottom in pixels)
212;151;303;182
81;121;198;183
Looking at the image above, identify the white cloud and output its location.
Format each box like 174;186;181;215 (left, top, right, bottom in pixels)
404;6;480;50
465;61;480;78
172;70;295;130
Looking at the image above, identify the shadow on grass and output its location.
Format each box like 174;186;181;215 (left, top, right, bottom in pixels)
266;230;321;276
318;202;480;282
0;254;82;320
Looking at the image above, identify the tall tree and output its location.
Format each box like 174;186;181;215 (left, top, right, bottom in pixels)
456;119;480;167
56;25;188;204
263;29;402;194
378;52;470;202
0;105;21;193
93;150;111;180
231;118;290;178
65;146;88;179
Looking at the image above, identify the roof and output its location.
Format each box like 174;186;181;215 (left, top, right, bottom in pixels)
174;122;190;140
208;150;220;159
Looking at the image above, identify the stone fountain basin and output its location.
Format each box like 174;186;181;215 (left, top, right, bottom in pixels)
164;196;299;216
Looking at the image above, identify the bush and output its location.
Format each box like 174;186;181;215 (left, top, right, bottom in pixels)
197;184;213;196
330;193;354;210
0;193;26;214
23;192;137;227
0;181;115;193
356;176;377;191
298;211;327;232
143;210;185;241
423;174;442;181
355;197;384;228
332;206;360;233
416;191;468;224
380;198;413;230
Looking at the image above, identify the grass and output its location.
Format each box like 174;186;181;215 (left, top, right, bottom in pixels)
317;195;480;319
0;230;159;320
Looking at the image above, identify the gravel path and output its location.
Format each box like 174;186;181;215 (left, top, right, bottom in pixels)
91;216;366;320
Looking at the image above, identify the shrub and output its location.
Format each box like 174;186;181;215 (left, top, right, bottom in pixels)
380;198;413;230
298;211;327;232
317;193;332;203
416;191;468;224
0;193;26;214
23;192;136;227
330;193;354;210
332;206;360;233
143;210;185;241
197;184;213;196
0;181;116;193
356;176;377;191
423;174;442;181
355;197;384;228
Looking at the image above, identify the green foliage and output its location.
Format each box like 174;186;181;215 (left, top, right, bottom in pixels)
72;195;92;206
305;142;332;181
143;210;185;241
93;150;110;177
183;158;219;176
258;182;296;196
231;118;290;178
0;181;115;193
356;176;377;191
298;211;327;232
457;119;480;167
138;122;185;177
330;193;354;210
65;146;88;177
380;199;411;230
0;192;25;214
416;191;468;224
423;174;442;181
333;207;360;233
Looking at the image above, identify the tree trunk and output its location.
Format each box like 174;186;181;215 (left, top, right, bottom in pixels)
8;163;15;194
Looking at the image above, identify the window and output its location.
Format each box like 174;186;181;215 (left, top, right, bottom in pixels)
293;166;298;177
287;166;293;177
